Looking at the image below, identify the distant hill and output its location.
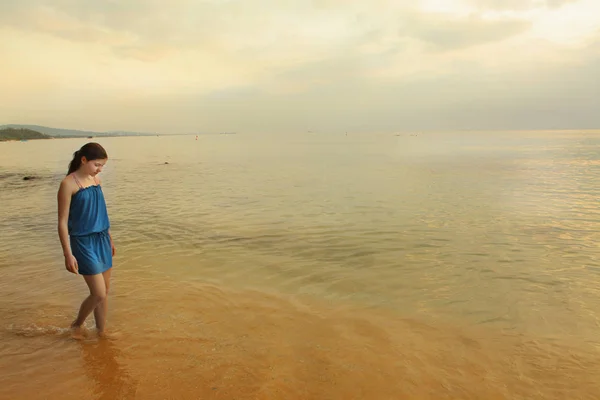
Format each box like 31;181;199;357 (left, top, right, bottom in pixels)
0;127;51;141
0;124;156;138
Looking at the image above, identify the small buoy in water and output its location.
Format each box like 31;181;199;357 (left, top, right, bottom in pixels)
23;176;36;181
164;162;169;165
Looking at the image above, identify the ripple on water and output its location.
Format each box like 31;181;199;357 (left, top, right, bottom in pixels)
2;132;600;398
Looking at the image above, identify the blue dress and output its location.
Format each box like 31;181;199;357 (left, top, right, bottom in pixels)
68;177;112;275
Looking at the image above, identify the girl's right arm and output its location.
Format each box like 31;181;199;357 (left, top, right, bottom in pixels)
57;179;78;273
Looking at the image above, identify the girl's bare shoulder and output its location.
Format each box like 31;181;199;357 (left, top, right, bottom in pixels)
58;174;78;195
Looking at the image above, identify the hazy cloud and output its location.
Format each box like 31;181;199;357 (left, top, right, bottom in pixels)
0;0;598;133
0;1;530;58
467;0;579;10
402;13;530;50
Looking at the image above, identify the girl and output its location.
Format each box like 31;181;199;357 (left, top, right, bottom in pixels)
57;142;115;338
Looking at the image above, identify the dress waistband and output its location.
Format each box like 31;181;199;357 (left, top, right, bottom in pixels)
70;229;110;238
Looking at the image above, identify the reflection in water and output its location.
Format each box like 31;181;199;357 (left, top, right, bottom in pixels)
80;338;138;400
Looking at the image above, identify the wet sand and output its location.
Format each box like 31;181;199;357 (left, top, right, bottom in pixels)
2;274;600;400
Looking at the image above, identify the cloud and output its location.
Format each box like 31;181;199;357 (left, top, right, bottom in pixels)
152;32;600;133
466;0;579;11
401;13;530;51
111;44;174;62
0;1;530;59
0;0;598;133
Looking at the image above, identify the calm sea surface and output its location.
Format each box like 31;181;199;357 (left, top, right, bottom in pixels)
1;131;600;399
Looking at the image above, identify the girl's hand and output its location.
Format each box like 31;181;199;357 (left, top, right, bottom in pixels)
65;254;79;274
111;241;116;257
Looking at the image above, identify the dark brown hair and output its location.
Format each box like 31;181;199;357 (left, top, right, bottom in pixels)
67;142;108;175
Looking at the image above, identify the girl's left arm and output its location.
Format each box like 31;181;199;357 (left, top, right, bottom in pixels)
99;176;116;256
109;229;116;256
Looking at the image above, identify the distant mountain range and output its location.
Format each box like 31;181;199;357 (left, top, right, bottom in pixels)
0;124;157;138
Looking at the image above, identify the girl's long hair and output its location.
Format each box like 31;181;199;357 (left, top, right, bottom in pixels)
67;142;108;175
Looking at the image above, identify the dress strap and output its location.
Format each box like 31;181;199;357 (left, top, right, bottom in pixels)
71;174;83;189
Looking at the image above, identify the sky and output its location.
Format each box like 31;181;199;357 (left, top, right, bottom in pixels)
0;0;599;134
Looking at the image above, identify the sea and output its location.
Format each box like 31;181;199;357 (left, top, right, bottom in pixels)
1;130;599;399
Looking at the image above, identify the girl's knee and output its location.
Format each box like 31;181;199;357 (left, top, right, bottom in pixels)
92;291;107;304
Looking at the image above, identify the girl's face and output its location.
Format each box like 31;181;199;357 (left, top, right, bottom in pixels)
82;157;107;176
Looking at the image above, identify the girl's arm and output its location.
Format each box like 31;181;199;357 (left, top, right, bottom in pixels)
98;175;116;255
57;179;73;257
108;229;115;256
97;175;115;255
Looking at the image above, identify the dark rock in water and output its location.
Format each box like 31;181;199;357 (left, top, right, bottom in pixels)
164;162;169;165
23;176;37;181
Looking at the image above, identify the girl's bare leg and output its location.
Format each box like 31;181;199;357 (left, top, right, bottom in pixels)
94;268;112;336
72;273;107;334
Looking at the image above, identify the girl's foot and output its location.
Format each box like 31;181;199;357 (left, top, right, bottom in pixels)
97;330;120;340
70;321;86;340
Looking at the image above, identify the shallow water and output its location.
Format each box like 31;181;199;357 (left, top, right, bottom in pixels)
1;131;600;399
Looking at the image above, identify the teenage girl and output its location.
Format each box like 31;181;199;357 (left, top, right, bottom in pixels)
57;142;115;337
